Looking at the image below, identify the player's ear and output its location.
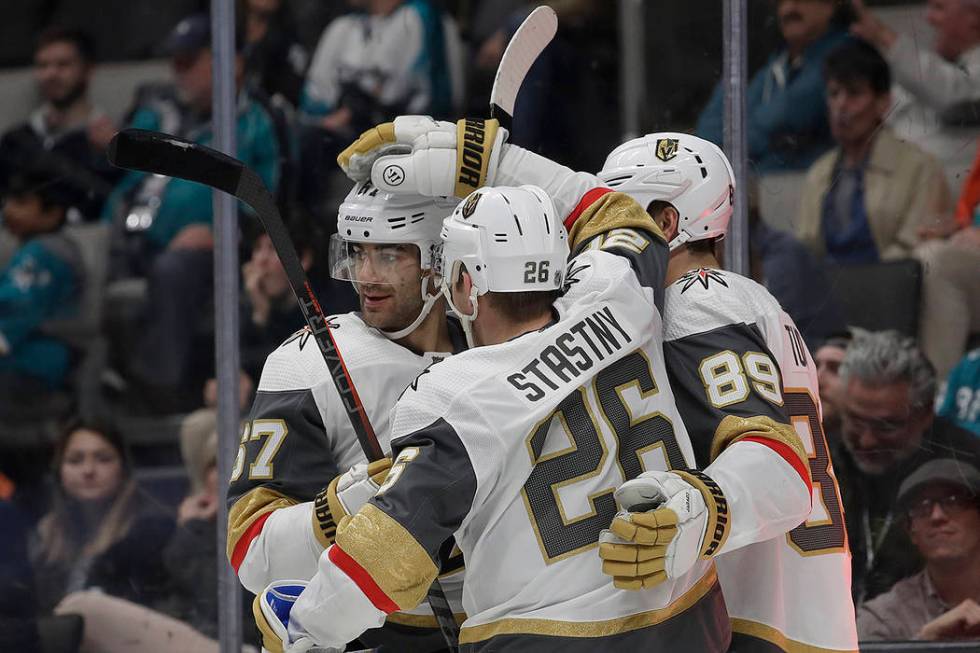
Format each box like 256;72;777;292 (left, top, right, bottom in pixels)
650;204;680;242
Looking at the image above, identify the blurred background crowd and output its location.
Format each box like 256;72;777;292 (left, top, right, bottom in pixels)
0;0;978;651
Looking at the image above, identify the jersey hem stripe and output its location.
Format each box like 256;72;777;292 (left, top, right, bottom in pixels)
731;618;858;653
328;544;400;614
458;566;719;643
385;611;467;628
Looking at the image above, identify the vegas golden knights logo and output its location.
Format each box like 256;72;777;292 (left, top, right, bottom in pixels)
655;138;679;162
461;191;481;218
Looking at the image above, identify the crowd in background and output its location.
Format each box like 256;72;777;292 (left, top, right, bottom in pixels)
0;0;978;651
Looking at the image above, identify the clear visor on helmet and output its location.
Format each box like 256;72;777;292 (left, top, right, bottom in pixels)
328;235;441;291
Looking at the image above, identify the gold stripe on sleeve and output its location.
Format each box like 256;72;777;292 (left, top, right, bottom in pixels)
227;486;298;561
710;414;810;480
336;503;439;612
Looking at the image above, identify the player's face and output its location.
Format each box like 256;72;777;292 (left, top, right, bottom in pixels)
60;429;125;503
34;41;89;108
776;0;835;50
350;243;427;331
815;344;846;425
839;379;930;475
826;79;889;149
907;482;980;563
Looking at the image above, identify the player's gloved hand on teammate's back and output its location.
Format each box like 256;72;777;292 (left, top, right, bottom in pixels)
598;469;730;590
333;458;392;516
313;458;392;546
337;116;508;199
254;581;323;653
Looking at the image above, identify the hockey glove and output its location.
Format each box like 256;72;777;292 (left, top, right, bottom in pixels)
337;116;507;199
254;581;319;653
312;458;391;548
599;470;730;590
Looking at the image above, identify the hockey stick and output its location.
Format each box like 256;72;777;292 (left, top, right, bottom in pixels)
108;129;385;462
107;129;461;650
489;5;558;126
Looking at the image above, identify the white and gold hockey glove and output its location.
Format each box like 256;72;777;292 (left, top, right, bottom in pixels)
599;469;730;590
336;116;508;199
312;458;391;549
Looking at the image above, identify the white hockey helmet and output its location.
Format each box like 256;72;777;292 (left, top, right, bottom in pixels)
329;181;456;339
440;185;568;346
598;132;735;251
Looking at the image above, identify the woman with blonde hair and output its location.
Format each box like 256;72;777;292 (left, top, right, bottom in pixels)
30;419;173;612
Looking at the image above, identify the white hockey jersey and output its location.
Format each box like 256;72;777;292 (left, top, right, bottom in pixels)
226;312;466;636
290;193;734;652
662;268;858;653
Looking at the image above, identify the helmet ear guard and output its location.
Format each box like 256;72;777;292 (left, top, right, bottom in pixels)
598;132;735;250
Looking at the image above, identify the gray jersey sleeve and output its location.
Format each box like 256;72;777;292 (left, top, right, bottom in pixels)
368;417;478;568
664;322;791;465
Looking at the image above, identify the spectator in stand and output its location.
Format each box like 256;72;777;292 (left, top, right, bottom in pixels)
297;0;455;211
910;140;980;379
30;421;173;614
748;191;846;348
857;459;980;641
696;0;850;172
851;0;980;195
301;0;454;135
468;1;602;165
831;329;979;605
814;331;851;439
53;421;261;652
239;225;313;383
241;0;309;106
201;214;357;408
797;39;951;263
102;13;281;413
937;349;980;437
0;168;83;417
0;27;120;222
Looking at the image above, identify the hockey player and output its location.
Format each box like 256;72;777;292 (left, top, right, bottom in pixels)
255;117;814;651
226;183;466;650
597;133;859;652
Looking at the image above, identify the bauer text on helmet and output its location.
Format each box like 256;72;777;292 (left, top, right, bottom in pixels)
329;181;456;340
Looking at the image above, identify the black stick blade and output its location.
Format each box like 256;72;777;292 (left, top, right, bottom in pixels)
107;129;243;196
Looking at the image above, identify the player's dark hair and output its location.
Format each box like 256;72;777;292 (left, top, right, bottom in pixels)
36;26;96;63
823;39;891;96
485;290;560;324
646;199;718;254
687;238;717;254
454;263;557;323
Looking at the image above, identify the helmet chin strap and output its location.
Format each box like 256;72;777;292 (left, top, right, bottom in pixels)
440;280;481;349
378;274;440;341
